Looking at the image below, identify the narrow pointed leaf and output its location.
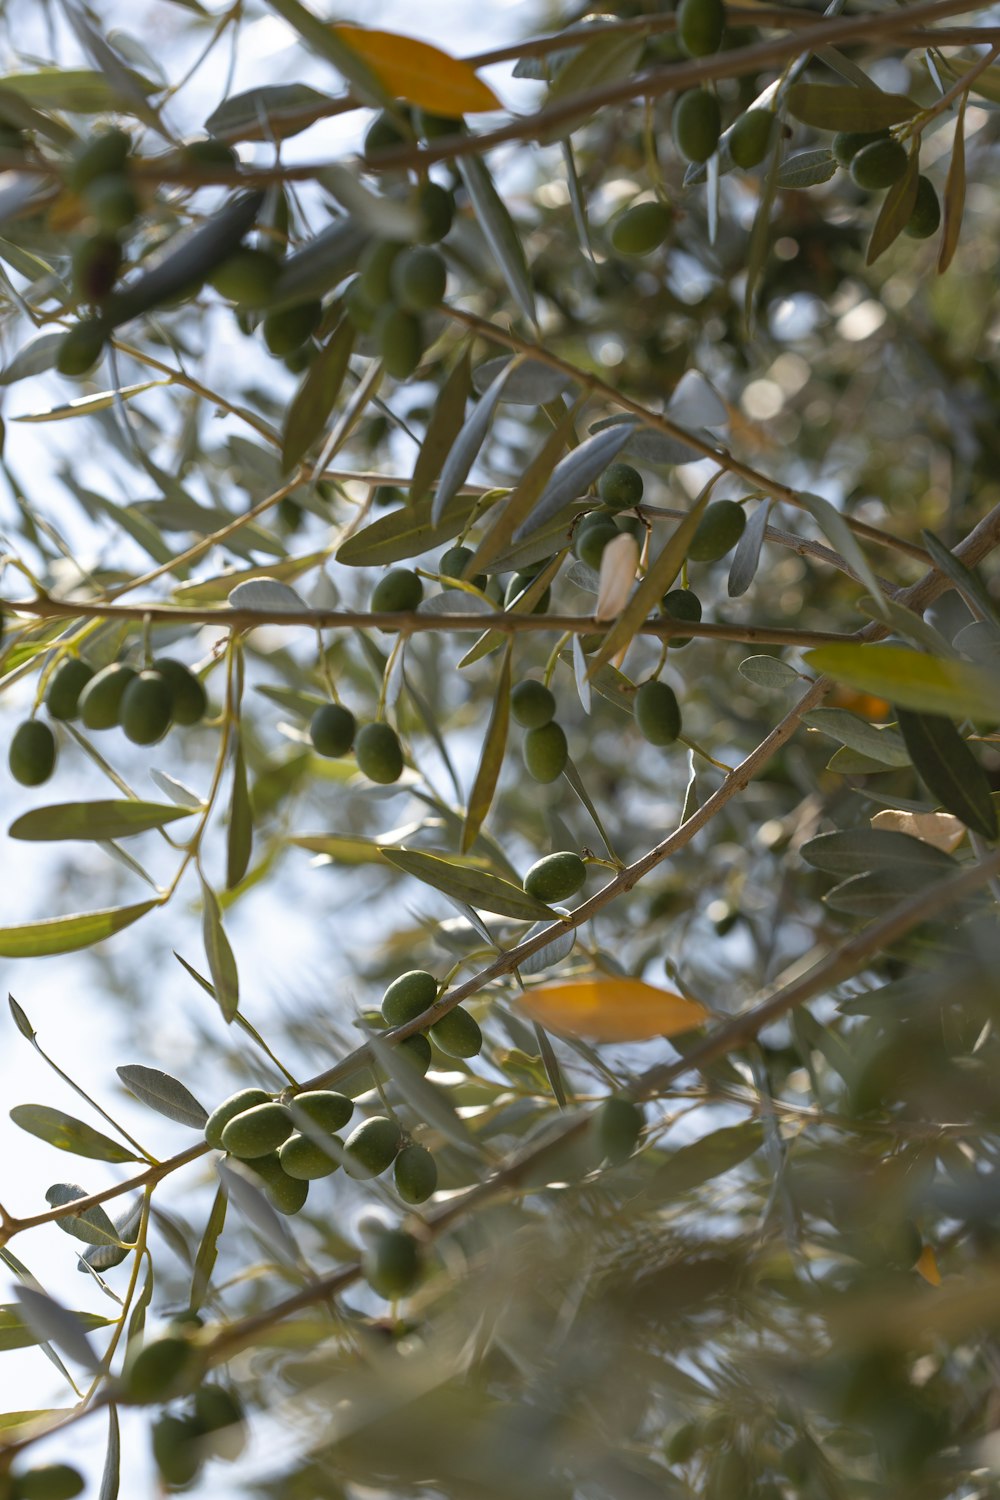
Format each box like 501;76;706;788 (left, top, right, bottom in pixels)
9;800;195;843
217;1159;300;1268
803;644;999;720
512;423;634;542
205;82;334;142
368;1030;481;1153
333;25;499;113
13;381;168;424
226;738;253;890
922;529;1000;629
800;828;958;876
728;498;770;597
281;319;355;472
472;357;574;406
189;1184;228;1311
410;348;472;506
45;1185;122;1249
465;401;578;576
804;709;910;767
640;1123;764;1203
458;550;566;668
14;1287;100;1371
745;135;782;328
0;1304;114;1354
201;879;239;1022
0;901;158;958
785;84;919;130
457;156;537;326
866;151;919;265
116;1065;208;1128
894;707;997;840
432;359;515;525
8;994;35;1041
9;1106;141;1164
938;94;967;274
798;491;889;621
98;1405;120;1500
462;645;511;853
381;848;557;920
515;977;708;1043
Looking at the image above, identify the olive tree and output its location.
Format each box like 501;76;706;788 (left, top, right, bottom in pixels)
0;0;999;1495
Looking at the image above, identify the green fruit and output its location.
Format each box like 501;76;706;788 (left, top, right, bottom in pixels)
9;720;56;787
120;669;173;745
673;89;722;164
523;721;568;783
850;137;908;190
415;180;454;243
371;567;423;612
359;239;404;303
209;247;281;306
597;1096;645;1165
364;109;411;155
391;246;447;311
310;703;356;757
905;175;941;238
832;128;889;166
355;722;404;784
363;1228;421;1298
511;680;556;729
688;500;746;562
56;321;105;376
504;572;551;613
398;1034;433;1075
382;969;438;1026
84;174;138;232
374;484;403;507
635;680;682;746
263;298;322;355
204;1087;271;1150
246;1153;309;1214
290;1089;354;1133
220;1101;294;1158
72;233;122;302
575;520;618;571
610;201;672;256
394;1143;438;1204
677;0;726;56
279;1131;341;1179
523;851;587;904
10;1466;84;1500
416;110;465;140
46;659;94;721
615;513;642;537
152;658;207;726
344;273;376;332
123;1336;199;1404
184;137;240;169
599;462;644;510
66;128;130;193
664;1421;701;1464
192;1385;246;1461
343;1115;403;1179
79;663;136;729
729;109;774;169
661;587;702;648
376;306;425;380
430;1005;483;1059
439;545;487;589
151;1414;202;1488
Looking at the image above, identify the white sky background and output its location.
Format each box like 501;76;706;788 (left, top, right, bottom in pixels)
0;0;549;1490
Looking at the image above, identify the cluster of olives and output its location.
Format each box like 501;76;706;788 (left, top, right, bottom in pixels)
308;701;405;785
344;236;449;380
150;1385;246;1490
833;130;940;238
380;968;483;1069
0;1466;84;1500
8;655;207;787
511;678;569;784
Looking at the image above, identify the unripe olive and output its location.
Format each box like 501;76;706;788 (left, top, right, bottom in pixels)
71;233;122;303
246;1152;309;1214
66;128;130;193
677;0;726;57
204;1087;271;1150
376;306;425;380
438;544;486;589
850;137;908;190
394;1143;438;1204
46;659;95;721
615;513;642;537
371;567;423;612
119;669;173;745
598;462;644;510
905;175;941;238
79;662;136;729
363;1227;421;1298
596;1096;645;1164
574;520;618;571
661;587;702;648
504;572;550;614
415;180;455;243
364;109;411;156
309;702;356;757
398;1034;433;1075
208;247;281;306
382;969;438;1026
416;110;465;140
688;499;746;561
10;1465;84;1500
391;245;447;311
523;721;568;783
290;1090;354;1133
56;321;105;377
84;174;138;233
151;1414;202;1487
343;1115;403;1179
220;1101;294;1158
635;680;682;746
263;299;322;356
344;273;376;332
523;851;586;903
673;89;722;164
664;1421;701;1464
832;128;889;166
359;240;404;303
430;1005;483;1058
183;137;240;169
123;1335;199;1404
279;1131;341;1179
729;109;774;169
192;1384;246;1461
152;658;207;726
355;722;404;784
510;680;556;729
9;720;56;787
610;201;671;256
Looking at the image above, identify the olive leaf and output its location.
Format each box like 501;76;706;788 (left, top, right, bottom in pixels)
9;1106;141;1164
894;707;998;841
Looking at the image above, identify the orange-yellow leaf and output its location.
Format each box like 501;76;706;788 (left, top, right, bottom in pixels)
515;977;708;1043
915;1244;941;1287
332;26;500;115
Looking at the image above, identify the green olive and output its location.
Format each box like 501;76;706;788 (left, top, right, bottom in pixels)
610;201;672;257
381;969;438;1026
79;662;136;729
119;669;173;745
673;89;722;164
343;1115;403;1179
850;138;908;190
355;722;404;784
523;721;568;783
309;703;356;757
523;852;586;904
46;659;94;721
8;720;56;787
220;1101;295;1158
394;1143;438;1204
635;680;682;746
598;462;644;510
150;658;207;725
510;680;556;729
677;0;726;57
204;1088;271;1150
430;1005;483;1059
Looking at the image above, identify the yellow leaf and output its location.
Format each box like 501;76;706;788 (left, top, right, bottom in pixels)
915;1244;941;1287
332;26;500;115
515;977;708;1043
870;809;966;853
